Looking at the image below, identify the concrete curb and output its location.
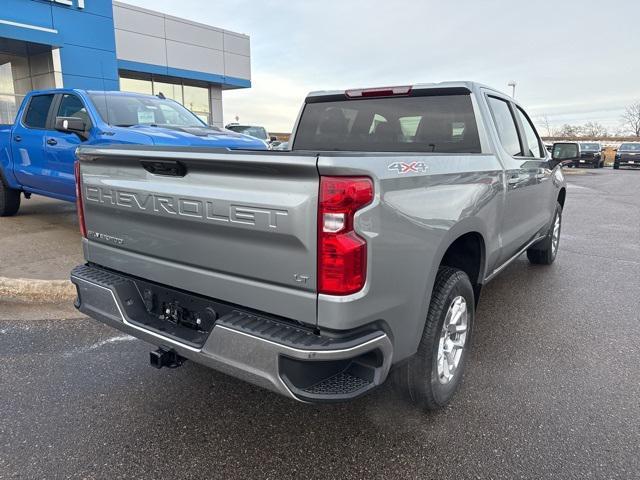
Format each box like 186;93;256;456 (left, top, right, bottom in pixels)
0;277;76;304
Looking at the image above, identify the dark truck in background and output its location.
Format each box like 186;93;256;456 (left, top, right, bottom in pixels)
71;82;570;410
614;143;640;169
574;142;604;168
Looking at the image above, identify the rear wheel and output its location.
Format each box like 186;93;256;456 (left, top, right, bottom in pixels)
613;163;620;170
527;202;562;265
394;267;474;410
0;177;21;217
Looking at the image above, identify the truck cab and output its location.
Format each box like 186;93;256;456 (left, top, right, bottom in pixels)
0;89;267;216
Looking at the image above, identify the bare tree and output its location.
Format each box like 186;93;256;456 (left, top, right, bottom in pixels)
621;102;640;137
556;124;584;138
536;114;553;137
582;121;608;138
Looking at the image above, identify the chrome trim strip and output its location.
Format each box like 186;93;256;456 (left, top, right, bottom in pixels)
484;235;546;282
0;19;58;34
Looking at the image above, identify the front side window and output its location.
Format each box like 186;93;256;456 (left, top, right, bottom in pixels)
57;94;91;128
293;94;481;153
487;96;522;157
23;94;55;129
516;107;543;158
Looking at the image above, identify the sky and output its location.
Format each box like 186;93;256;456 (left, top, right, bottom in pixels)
125;0;639;134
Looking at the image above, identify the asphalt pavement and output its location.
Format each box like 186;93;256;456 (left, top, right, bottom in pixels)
1;168;639;479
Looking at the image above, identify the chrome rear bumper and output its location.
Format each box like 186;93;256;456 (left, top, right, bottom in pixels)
71;264;393;402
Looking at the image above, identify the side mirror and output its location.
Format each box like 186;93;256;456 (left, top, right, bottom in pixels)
55;116;87;139
550;142;580;168
270;136;277;142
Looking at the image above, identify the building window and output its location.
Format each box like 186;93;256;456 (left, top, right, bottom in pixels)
119;72;211;124
183;86;210;124
119;77;152;96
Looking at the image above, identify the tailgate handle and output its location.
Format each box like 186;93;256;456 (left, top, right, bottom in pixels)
141;160;187;177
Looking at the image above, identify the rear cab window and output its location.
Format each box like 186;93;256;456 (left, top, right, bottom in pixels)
23;94;55;129
293;91;481;153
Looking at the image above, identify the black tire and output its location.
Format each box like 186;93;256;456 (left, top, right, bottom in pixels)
0;176;21;217
394;267;475;410
527;202;562;265
613;163;619;170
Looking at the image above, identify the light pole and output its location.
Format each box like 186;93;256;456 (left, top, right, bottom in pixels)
508;81;517;99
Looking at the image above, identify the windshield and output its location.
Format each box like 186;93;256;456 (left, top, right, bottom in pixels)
293;94;481;153
226;125;269;140
89;93;206;128
580;143;600;151
619;143;640;152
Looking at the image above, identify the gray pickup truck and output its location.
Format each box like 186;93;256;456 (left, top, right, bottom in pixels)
71;82;568;409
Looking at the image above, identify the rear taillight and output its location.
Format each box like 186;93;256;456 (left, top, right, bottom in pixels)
74;161;87;238
318;176;373;295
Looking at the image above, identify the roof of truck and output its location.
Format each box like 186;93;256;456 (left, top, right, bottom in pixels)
306;81;509;99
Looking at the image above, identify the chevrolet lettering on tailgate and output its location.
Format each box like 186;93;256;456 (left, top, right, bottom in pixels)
84;186;289;231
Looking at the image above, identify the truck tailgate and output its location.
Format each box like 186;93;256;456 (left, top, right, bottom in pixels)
76;146;319;325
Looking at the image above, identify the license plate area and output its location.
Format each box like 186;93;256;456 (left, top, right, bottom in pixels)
112;277;236;348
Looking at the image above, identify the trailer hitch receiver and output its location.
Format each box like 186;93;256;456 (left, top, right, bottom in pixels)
150;348;185;369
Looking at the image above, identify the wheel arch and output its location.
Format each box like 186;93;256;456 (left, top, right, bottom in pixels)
432;218;488;306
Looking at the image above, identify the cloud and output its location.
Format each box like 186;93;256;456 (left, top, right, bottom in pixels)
124;0;640;133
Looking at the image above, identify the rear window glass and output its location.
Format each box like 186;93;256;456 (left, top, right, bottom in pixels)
293;94;481;153
23;94;54;129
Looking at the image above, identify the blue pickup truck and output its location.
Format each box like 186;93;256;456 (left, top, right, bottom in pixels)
0;89;267;216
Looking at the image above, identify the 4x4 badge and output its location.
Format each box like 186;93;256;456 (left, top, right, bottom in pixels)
388;161;428;174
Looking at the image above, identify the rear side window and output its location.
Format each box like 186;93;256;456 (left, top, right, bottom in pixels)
293;94;481;153
516;107;543;158
487;96;522;157
23;94;55;129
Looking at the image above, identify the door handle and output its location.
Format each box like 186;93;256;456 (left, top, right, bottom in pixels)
47;138;58;146
14;135;21;142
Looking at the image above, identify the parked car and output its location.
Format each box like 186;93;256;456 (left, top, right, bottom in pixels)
71;81;569;410
225;123;275;144
569;142;603;168
0;89;267;216
613;143;640;169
